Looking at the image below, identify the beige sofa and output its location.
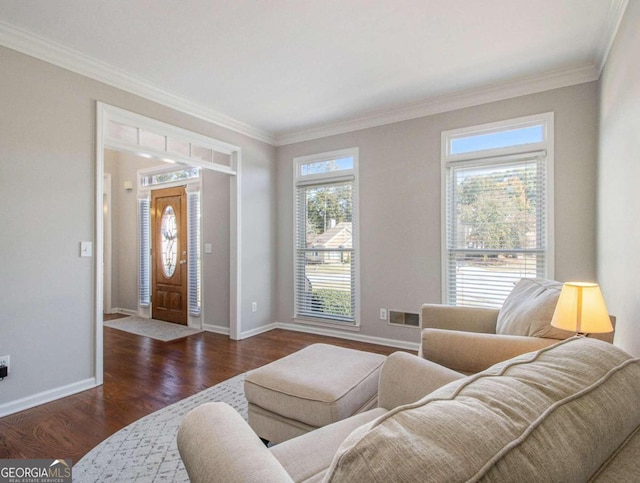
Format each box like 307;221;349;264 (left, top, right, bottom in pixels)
177;337;640;482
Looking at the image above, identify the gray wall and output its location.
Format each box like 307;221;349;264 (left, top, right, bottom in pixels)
202;168;231;328
0;45;276;407
104;150;160;312
598;1;640;356
276;82;600;344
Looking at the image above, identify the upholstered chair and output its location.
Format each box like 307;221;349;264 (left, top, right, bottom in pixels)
419;278;615;375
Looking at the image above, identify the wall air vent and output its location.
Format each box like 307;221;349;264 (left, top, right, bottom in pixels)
389;311;420;327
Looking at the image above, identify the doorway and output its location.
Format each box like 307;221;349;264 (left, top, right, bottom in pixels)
95;102;242;386
151;186;188;325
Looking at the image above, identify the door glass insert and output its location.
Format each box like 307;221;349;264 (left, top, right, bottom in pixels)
161;205;178;277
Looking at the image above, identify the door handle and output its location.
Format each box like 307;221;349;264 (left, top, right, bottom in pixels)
180;260;187;265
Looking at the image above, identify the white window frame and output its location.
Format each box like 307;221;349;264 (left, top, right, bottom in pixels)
293;148;360;328
441;112;555;307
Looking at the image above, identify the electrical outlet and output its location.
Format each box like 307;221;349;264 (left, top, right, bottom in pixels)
251;302;258;313
0;355;9;375
379;308;388;320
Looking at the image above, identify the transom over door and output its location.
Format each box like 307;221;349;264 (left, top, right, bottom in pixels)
151;186;188;325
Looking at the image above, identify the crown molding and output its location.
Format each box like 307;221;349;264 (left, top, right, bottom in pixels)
274;0;628;146
1;0;627;150
274;63;599;146
593;0;629;73
0;20;275;145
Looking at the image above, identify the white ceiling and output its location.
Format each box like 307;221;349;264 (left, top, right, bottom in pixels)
0;0;628;145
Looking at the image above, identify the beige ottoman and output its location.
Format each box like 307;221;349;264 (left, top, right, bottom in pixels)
244;343;386;443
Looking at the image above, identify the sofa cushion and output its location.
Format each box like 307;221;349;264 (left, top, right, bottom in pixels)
270;408;387;483
324;337;640;482
496;278;573;339
591;426;640;482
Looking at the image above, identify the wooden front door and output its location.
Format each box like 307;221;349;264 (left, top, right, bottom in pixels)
151;186;188;325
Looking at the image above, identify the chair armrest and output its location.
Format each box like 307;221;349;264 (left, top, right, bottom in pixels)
421;303;499;333
420;329;559;375
378;352;465;410
177;402;294;483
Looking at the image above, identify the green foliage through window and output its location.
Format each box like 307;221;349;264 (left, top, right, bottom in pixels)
304;184;353;244
455;165;537;251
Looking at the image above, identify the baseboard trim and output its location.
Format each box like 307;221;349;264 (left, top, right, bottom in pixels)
273;322;420;352
110;308;137;317
202;323;230;335
240;323;279;339
0;377;97;418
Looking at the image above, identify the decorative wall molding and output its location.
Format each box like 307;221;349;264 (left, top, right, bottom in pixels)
111;308;138;317
0;378;97;418
274;322;420;351
274;0;629;146
274;63;600;146
240;323;279;339
209;320;419;350
593;0;629;73
202;323;231;336
0;20;275;145
0;0;628;150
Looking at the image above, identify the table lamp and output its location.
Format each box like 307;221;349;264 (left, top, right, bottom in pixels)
550;282;613;335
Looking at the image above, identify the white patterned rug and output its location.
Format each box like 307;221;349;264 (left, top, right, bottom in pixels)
103;316;203;342
73;374;247;482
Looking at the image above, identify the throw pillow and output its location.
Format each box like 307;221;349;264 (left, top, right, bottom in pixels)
496;278;573;339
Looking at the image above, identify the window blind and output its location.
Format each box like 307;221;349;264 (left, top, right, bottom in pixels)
138;198;151;307
446;155;546;308
295;181;355;322
187;191;201;316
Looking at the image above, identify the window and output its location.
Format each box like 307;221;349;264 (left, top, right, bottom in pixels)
140;166;200;187
442;113;554;308
294;148;359;324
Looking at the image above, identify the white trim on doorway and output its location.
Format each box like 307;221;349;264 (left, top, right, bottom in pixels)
103;173;112;314
95;102;243;386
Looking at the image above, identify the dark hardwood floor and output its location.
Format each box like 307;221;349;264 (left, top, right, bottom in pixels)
0;325;405;464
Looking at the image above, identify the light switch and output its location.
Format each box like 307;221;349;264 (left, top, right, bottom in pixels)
204;243;213;254
80;241;92;257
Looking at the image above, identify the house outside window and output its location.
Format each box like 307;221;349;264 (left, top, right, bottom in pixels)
442;113;554;308
294;148;359;325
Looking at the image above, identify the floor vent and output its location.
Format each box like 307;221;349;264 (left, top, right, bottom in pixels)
389;311;420;327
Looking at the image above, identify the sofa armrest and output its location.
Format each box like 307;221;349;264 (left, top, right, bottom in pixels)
378;352;465;410
420;329;559;375
421;303;499;333
177;402;294;483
